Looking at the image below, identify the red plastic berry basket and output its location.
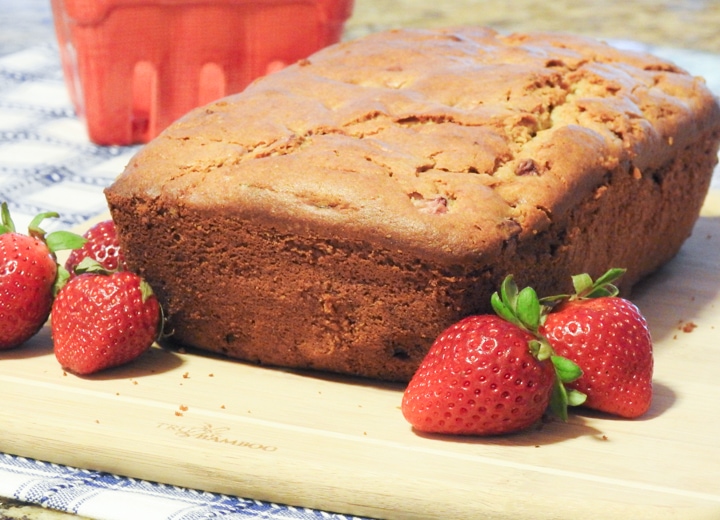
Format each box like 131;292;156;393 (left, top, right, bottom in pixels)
51;0;354;145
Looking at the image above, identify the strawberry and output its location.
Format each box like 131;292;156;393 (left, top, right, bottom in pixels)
540;269;654;418
401;277;584;436
64;219;126;276
0;203;85;349
401;315;555;435
51;264;161;375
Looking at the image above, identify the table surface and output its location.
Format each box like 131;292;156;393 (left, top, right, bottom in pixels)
1;1;720;519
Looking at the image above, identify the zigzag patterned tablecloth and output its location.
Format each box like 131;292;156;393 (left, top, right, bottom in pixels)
0;454;365;520
1;42;719;520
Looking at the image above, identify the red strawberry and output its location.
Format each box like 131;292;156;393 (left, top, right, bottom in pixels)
402;277;584;436
51;269;161;375
0;203;85;349
402;315;556;435
540;269;653;418
65;219;126;276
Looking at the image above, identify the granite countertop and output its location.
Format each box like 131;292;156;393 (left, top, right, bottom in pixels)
346;0;720;52
1;0;719;518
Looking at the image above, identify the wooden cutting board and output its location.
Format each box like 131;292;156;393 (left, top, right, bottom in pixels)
1;191;720;520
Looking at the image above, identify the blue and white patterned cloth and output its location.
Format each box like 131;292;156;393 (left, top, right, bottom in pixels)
0;44;140;234
0;454;366;519
1;41;719;520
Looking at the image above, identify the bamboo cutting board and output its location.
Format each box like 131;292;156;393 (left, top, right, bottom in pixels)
1;191;719;520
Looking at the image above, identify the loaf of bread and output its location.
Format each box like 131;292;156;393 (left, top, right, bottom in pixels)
105;27;720;382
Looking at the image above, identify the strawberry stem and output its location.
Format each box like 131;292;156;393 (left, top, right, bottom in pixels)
28;211;60;241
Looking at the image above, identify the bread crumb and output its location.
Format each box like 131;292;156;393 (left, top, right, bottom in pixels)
678;321;698;333
208;373;214;377
174;411;183;417
179;404;188;412
182;372;190;379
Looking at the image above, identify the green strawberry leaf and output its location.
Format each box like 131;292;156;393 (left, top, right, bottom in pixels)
551;355;583;383
583;272;623;298
528;338;552;361
571;273;594;295
527;339;541;358
0;202;15;234
517;286;541;331
539;342;553;361
550;378;570;422
593;267;626;288
540;268;627;310
575;268;626;299
567;388;587;407
54;265;71;297
75;256;111;275
500;274;519;308
492;275;544;334
548;356;586;420
46;230;87;254
491;291;517;325
140;279;155;303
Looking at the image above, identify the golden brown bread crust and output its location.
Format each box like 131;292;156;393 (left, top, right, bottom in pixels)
105;27;720;381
